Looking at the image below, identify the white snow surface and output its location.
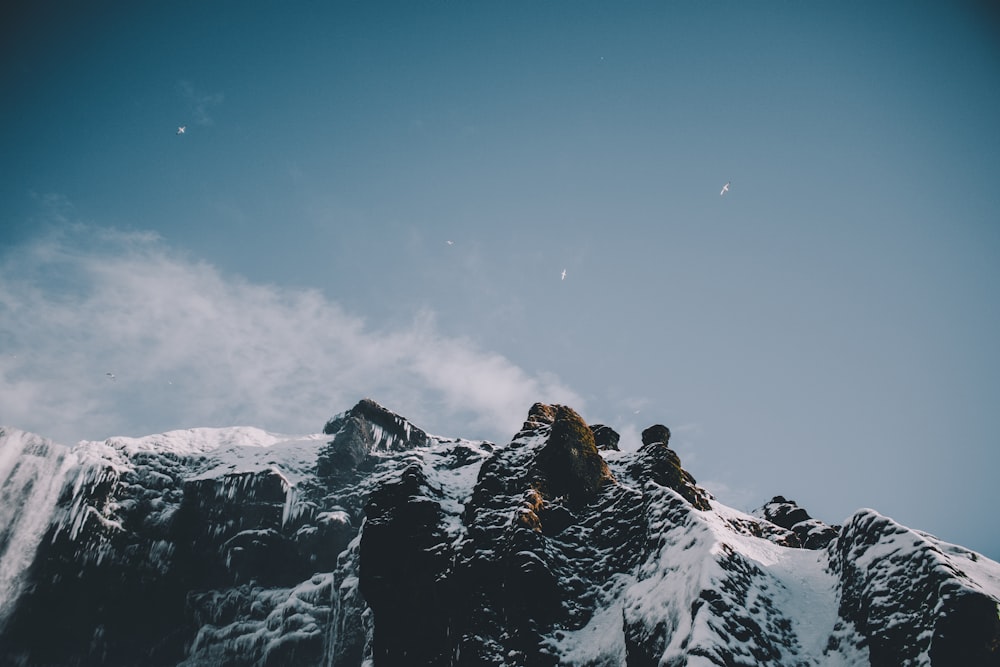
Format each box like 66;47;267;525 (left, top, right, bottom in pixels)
549;489;1000;666
850;509;1000;602
550;490;869;667
75;426;327;484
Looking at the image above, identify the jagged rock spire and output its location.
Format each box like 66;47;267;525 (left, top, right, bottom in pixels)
318;398;428;479
530;405;614;508
754;496;839;549
630;423;711;510
590;424;620;451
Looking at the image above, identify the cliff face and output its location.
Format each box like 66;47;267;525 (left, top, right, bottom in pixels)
0;402;998;667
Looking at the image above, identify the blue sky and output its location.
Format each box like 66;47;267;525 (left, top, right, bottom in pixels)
2;1;999;558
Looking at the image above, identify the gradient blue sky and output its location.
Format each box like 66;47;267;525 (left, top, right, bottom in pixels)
2;1;999;558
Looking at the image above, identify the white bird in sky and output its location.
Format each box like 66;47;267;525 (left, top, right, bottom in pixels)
176;126;186;135
446;240;454;246
106;372;116;382
720;181;730;196
561;269;567;281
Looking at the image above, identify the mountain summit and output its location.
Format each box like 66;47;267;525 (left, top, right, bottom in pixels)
0;400;997;666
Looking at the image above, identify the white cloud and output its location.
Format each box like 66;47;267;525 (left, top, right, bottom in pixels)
0;226;583;444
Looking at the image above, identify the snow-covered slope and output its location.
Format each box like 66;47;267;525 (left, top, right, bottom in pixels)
0;401;997;666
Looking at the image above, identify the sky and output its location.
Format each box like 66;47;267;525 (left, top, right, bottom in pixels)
2;1;999;559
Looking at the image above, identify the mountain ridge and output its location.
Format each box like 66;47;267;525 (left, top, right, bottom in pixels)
0;399;998;666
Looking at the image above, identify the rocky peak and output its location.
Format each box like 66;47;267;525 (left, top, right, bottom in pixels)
629;423;711;510
318;398;429;479
641;424;671;446
830;509;1000;666
589;424;620;451
452;404;648;663
758;495;810;528
518;402;559;433
529;405;614;508
322;398;428;446
754;495;839;549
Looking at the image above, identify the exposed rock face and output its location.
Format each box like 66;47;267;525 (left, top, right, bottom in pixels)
360;463;453;666
641;424;671;446
0;401;998;667
590;424;620;451
448;403;647;665
754;495;840;549
829;510;1000;667
630;423;711;511
318;397;429;478
530;405;614;507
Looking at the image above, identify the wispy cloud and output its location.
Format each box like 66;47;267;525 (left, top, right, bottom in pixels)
0;225;583;444
177;80;224;126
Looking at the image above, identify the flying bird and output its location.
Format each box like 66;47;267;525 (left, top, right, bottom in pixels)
106;372;116;382
176;126;186;135
446;240;454;246
720;181;730;196
561;269;567;281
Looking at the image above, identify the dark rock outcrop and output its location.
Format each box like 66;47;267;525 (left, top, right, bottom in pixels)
451;403;645;665
641;424;671;446
830;509;1000;667
360;463;453;667
629;423;711;511
754;496;839;549
530;405;614;508
590;424;620;451
318;398;429;479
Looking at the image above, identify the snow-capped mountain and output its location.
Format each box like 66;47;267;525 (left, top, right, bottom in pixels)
0;399;997;666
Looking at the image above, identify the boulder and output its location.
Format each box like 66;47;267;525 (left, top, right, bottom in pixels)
531;406;614;508
590;424;620;451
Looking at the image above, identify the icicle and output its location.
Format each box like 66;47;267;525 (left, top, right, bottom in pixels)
0;432;77;624
322;570;342;667
280;477;296;528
